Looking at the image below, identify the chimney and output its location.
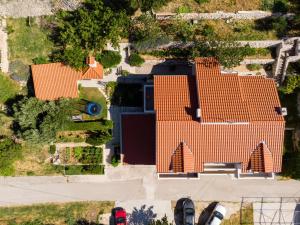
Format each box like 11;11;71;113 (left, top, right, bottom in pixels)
196;108;201;119
87;56;97;68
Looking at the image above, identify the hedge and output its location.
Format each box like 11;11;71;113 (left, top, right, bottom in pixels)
54;165;104;175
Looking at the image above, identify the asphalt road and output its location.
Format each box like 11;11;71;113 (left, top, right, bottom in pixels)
0;175;300;206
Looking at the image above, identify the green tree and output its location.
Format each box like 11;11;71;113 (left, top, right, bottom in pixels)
12;98;72;143
280;75;300;94
167;20;195;42
62;46;88;70
130;14;170;51
86;130;112;146
56;0;128;68
193;39;253;68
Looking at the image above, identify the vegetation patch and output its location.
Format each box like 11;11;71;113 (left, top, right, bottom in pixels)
0;138;22;176
0;201;114;225
96;50;122;69
222;204;254;225
7;17;54;66
0;72;19;104
128;53;145;67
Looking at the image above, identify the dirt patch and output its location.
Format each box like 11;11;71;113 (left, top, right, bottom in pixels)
157;0;261;13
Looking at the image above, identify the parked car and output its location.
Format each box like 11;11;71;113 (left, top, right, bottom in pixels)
113;207;127;225
206;203;226;225
183;198;195;225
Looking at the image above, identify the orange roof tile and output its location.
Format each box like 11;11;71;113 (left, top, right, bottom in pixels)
31;63;81;100
239;76;284;122
197;75;250;123
32;60;103;100
154;57;285;174
154;75;198;121
156;121;284;173
250;142;274;173
172;142;195;173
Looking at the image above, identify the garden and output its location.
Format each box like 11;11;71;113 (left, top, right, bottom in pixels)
53;146;104;175
0;201;114;225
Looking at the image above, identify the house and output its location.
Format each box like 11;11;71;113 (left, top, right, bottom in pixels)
121;57;285;178
31;57;103;100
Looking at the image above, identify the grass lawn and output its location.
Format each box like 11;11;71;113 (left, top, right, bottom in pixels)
7;17;55;81
0;72;20;104
223;204;254;225
0;201;114;225
78;87;108;120
7;17;54;65
157;0;261;13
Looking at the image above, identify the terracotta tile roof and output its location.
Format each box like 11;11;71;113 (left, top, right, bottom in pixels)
156;121;284;173
172;142;195;173
250;142;274;173
154;57;285;174
197;75;250;123
239;76;284;122
32;60;103;100
154;75;198;121
195;57;221;77
31;63;81;100
82;63;103;79
121;114;155;165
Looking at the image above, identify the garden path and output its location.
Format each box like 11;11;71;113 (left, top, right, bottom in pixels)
0;18;9;73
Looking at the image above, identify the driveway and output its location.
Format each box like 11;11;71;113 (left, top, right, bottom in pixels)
0;175;300;206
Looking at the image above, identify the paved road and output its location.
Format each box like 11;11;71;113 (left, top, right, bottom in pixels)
0;174;300;206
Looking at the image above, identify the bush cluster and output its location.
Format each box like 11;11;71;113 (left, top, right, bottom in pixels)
96;50;122;68
128;53;145;67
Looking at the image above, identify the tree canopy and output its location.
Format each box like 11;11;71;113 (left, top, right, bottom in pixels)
12;97;72;143
56;0;128;68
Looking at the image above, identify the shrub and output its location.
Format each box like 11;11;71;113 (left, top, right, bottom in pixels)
280;75;300;94
128;53;145;66
273;0;289;13
260;0;274;11
32;56;48;65
273;17;288;38
0;138;22;176
55;165;105;175
121;70;130;76
246;64;262;71
86;130;112;146
194;0;209;4
96;50;122;68
176;5;191;13
201;24;215;37
111;155;120;167
49;145;56;154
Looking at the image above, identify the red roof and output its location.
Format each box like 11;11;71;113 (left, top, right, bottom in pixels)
121;114;155;165
154;57;285;173
31;60;103;100
154;75;197;121
250;142;274;173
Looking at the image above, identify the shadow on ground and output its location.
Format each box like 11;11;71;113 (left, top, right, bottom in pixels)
198;201;219;225
127;205;157;225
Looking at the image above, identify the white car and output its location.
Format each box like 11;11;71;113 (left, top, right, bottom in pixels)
206;204;226;225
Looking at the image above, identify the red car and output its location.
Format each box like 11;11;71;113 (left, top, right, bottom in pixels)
113;207;127;225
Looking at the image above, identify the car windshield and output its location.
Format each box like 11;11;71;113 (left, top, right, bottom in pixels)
186;208;195;215
116;217;125;224
214;211;224;220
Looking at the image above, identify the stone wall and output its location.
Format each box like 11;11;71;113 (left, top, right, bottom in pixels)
0;0;81;18
156;11;295;20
